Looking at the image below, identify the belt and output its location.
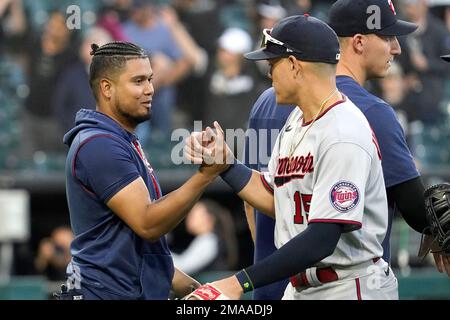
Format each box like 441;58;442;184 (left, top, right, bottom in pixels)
290;257;380;289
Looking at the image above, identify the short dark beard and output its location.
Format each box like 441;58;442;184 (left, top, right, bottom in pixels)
117;108;152;128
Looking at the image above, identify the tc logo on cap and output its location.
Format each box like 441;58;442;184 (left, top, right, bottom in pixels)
388;0;396;15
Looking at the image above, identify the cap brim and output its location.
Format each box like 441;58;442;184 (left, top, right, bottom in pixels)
441;55;450;62
244;48;283;61
377;20;418;36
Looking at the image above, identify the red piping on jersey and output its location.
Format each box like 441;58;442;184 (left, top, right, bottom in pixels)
132;140;144;158
72;134;114;197
150;174;161;199
132;140;161;199
302;95;347;126
372;137;382;160
355;278;362;300
308;219;362;228
260;174;274;194
369;124;382;160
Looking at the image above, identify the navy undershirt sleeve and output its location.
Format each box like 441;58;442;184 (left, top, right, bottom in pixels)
243;222;343;289
364;103;419;188
75;136;140;203
387;176;429;234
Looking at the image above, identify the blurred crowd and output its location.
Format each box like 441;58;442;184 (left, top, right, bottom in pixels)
1;0;448;173
0;0;449;288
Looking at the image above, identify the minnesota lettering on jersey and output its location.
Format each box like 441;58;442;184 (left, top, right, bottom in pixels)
275;152;314;187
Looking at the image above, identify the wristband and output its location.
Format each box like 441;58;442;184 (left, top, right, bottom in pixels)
235;269;254;293
220;159;252;193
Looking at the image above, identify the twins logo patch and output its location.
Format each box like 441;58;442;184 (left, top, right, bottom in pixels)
330;181;359;212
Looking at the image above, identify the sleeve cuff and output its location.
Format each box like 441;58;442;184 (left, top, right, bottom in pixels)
260;174;274;194
308;219;362;233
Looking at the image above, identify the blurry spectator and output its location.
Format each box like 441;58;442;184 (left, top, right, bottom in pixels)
100;0;134;23
0;0;26;53
379;62;412;134
172;0;224;125
122;0;192;142
398;0;450;124
0;0;27;169
281;0;331;21
253;1;286;87
21;11;78;158
34;226;73;281
159;5;209;127
173;0;223;56
97;0;132;41
256;1;286;33
171;200;238;275
160;5;208;84
446;5;450;32
52;27;113;136
282;0;312;15
203;28;263;133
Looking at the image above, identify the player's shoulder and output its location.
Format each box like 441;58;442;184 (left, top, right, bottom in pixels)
76;128;123;146
322;97;373;147
75;129;132;161
337;76;392;113
335;97;371;130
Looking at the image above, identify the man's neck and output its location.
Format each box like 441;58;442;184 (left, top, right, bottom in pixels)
336;60;366;86
97;104;136;134
298;84;341;123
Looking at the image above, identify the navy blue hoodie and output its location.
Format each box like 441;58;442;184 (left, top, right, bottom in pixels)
63;109;174;299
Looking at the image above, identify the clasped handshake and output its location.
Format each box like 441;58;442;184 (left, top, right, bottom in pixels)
184;121;235;175
181;121;239;300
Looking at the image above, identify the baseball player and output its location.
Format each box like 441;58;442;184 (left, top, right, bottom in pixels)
329;0;450;276
243;0;449;301
59;41;227;300
243;87;294;300
185;15;397;300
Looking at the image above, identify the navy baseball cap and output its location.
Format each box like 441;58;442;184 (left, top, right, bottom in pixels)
244;15;340;64
442;55;450;62
329;0;418;37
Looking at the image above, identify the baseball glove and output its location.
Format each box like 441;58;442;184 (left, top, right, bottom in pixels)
419;183;450;257
182;283;231;300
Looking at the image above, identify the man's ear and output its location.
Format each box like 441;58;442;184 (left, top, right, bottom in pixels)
99;78;113;99
352;34;365;55
288;56;301;79
288;55;302;78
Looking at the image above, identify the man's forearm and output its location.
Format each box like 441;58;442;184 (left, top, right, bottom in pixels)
142;171;217;241
235;223;343;291
172;267;200;298
238;172;275;218
220;161;275;218
164;59;191;86
244;201;256;242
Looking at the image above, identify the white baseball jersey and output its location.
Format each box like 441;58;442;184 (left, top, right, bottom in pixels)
262;95;388;267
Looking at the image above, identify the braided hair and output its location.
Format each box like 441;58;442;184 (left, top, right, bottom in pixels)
89;41;149;100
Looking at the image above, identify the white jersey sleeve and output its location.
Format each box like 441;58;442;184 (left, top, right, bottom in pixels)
261;134;280;193
308;142;372;232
